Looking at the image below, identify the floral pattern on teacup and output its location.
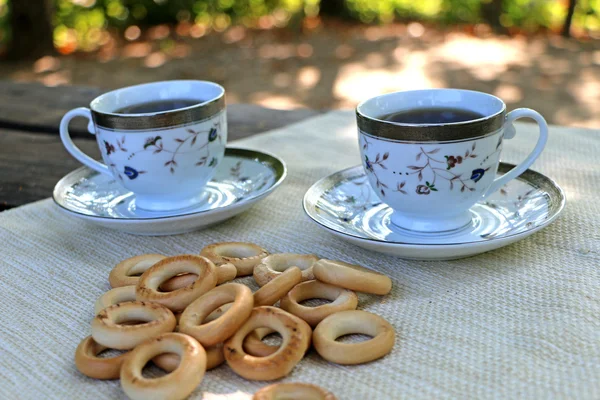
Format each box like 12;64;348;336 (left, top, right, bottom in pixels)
102;122;223;181
362;136;499;197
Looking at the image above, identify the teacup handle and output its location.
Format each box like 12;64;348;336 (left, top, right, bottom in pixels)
484;108;548;197
60;107;112;177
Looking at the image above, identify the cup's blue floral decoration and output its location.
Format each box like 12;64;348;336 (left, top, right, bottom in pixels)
470;168;486;182
208;127;218;142
362;137;492;197
102;122;222;180
123;166;145;180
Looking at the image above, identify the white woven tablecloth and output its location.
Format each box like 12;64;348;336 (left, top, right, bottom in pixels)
0;111;598;400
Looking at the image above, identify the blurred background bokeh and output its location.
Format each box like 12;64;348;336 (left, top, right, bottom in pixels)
0;0;598;127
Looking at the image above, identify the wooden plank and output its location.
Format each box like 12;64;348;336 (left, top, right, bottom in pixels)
0;82;321;139
0;103;321;210
0;129;99;210
0;82;102;135
225;104;321;141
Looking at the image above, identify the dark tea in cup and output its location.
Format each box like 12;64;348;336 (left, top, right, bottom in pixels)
380;107;485;124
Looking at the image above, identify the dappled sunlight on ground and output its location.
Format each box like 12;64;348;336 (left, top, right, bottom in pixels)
434;34;529;71
1;20;598;128
251;93;307;110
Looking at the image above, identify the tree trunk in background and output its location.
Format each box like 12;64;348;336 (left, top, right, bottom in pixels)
562;0;576;37
481;0;508;34
6;0;55;60
319;0;346;16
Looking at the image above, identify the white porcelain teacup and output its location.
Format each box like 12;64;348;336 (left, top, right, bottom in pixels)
356;89;548;233
60;80;227;211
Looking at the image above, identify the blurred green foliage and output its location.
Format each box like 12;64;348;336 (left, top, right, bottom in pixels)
0;0;9;46
341;0;599;31
53;0;314;50
5;0;600;53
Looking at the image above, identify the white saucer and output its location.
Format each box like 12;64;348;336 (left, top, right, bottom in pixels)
53;148;286;235
303;163;565;260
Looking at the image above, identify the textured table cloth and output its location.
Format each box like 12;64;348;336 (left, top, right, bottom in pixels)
0;111;598;400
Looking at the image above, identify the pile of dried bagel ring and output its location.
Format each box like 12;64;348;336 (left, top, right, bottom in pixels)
75;242;395;400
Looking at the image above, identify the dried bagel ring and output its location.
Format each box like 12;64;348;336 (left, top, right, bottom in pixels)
215;263;237;284
179;283;254;346
94;285;137;315
196;265;239;324
109;254;200;292
254;267;302;307
136;255;218;312
242;327;279;357
204;302;232;323
109;254;166;288
159;263;237;292
224;306;311;381
313;310;395;365
254;254;319;287
200;242;269;276
153;342;224;371
121;332;206;400
91;301;176;350
158;273;197;292
313;259;392;295
74;336;129;380
280;280;358;327
254;383;337;400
